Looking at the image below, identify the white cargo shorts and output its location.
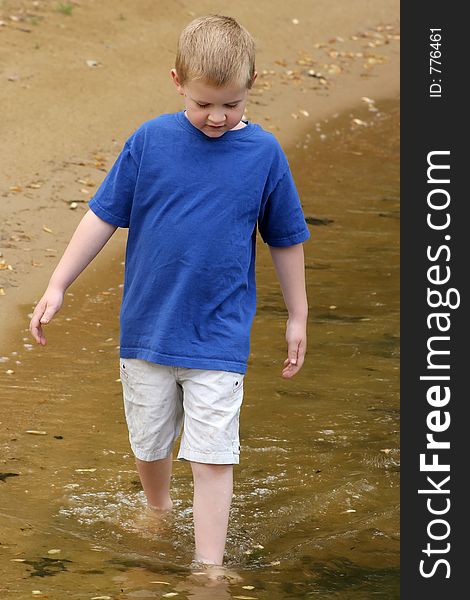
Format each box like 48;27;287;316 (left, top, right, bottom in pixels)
119;358;245;464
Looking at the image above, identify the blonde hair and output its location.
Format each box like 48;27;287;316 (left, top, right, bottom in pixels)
175;14;256;90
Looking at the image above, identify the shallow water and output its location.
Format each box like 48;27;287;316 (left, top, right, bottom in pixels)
0;99;399;598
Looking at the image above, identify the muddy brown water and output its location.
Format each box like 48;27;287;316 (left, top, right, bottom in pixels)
0;99;399;598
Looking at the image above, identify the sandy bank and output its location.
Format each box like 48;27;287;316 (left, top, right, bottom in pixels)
0;0;399;350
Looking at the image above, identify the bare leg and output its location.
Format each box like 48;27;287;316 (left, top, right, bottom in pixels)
135;455;173;510
190;462;233;565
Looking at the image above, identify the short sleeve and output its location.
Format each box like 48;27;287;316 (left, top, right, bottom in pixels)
87;139;138;228
257;165;311;247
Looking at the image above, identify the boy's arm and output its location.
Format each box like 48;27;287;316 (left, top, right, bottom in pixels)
29;209;118;345
268;242;308;379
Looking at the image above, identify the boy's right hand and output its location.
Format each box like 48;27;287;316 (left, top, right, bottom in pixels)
29;286;64;346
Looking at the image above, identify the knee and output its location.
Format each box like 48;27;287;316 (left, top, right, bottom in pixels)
190;462;233;479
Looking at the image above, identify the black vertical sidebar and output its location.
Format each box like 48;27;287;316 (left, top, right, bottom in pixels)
401;2;467;597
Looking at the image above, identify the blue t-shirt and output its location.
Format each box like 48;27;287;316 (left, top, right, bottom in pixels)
88;110;310;374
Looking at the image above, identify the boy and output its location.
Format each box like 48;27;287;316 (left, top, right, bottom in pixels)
29;14;310;568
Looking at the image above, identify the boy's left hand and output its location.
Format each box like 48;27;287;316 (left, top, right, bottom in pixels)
282;317;307;378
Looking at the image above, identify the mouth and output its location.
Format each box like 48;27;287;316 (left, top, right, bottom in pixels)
208;124;225;129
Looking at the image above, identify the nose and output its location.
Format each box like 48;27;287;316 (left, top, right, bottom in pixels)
208;111;226;126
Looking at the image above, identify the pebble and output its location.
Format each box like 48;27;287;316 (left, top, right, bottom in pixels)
26;430;47;435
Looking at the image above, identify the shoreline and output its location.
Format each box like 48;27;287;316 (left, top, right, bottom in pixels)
0;0;399;352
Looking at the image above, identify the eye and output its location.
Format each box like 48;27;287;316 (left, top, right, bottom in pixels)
226;103;239;108
196;102;209;108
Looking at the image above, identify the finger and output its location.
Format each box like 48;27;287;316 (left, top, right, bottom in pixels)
30;310;47;345
281;362;301;378
33;323;46;345
29;314;41;343
287;340;300;366
40;307;55;324
282;349;304;377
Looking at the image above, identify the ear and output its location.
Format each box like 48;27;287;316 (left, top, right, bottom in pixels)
171;69;184;95
251;71;258;86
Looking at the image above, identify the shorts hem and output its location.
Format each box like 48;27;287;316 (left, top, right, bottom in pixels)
177;447;240;465
130;443;174;462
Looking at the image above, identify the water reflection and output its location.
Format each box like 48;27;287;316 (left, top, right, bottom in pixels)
0;99;399;598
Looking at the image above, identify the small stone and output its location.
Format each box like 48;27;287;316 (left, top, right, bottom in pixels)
328;64;342;75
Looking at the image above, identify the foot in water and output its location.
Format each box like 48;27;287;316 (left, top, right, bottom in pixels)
190;559;243;583
130;501;173;536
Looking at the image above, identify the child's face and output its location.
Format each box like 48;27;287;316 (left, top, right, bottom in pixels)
171;69;256;138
